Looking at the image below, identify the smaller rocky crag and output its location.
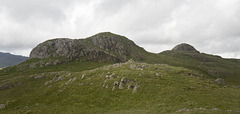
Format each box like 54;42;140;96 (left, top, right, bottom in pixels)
172;43;200;53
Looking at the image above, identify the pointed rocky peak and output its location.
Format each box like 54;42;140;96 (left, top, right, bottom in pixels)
172;43;199;53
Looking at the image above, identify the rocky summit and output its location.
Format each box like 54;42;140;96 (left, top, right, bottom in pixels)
172;43;199;53
30;32;147;62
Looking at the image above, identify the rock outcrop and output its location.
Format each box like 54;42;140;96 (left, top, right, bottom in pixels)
172;43;199;53
214;78;225;85
0;104;7;109
30;32;147;62
0;82;22;90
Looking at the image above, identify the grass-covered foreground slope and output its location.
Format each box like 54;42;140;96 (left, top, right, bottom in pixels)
1;60;240;113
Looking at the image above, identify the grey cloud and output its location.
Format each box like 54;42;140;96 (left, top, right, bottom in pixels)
95;0;133;16
0;0;66;22
0;0;91;22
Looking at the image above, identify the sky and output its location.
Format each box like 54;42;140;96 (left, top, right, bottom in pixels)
0;0;239;58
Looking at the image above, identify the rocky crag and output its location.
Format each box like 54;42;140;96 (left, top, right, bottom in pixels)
172;43;200;53
30;32;147;62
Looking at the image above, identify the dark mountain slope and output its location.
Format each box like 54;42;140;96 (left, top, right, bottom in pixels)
0;52;28;68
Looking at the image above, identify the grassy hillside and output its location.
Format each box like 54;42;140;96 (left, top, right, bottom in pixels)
155;50;240;85
0;60;240;113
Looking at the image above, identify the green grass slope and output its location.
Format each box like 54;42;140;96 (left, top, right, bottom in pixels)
156;50;240;85
0;61;240;113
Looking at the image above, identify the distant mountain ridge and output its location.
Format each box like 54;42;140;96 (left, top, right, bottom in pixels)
0;52;28;68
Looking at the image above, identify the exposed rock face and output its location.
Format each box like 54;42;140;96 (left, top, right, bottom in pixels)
132;84;138;93
172;43;199;53
30;38;71;58
215;78;225;85
0;104;7;109
30;38;120;62
112;81;119;91
30;32;147;62
0;82;22;90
